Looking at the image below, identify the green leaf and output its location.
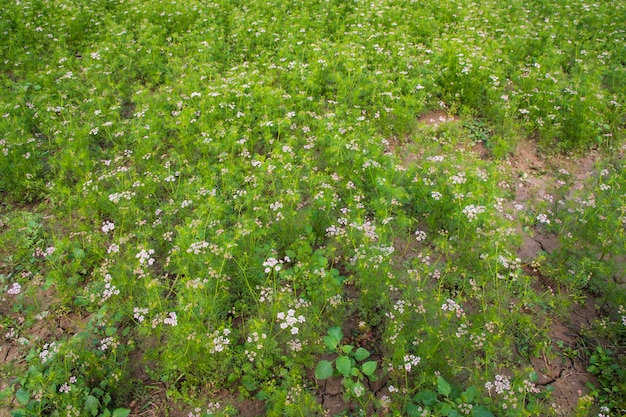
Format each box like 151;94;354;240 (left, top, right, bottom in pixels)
342;344;354;354
84;395;100;416
0;385;13;401
405;403;424;417
315;360;334;379
10;410;27;417
323;335;339;351
354;347;370;361
439;402;453;415
361;360;377;376
242;375;257;391
472;405;495;417
112;408;131;417
462;385;477;402
327;326;343;342
72;247;85;259
352;382;366;397
336;356;352;377
414;390;438;406
437;376;452;397
15;388;30;406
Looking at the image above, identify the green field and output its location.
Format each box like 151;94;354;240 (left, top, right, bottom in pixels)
1;0;625;416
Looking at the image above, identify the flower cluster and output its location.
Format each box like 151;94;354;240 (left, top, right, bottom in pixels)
245;331;267;362
136;247;155;266
414;229;427;242
101;221;115;233
402;354;421;372
59;376;77;393
485;374;510;395
163;312;178;327
442;299;465;319
277;309;305;335
32;246;56;258
462;205;486;222
99;273;119;304
484;374;538;411
208;328;231;353
100;337;119;351
39;342;59;364
133;307;148;323
7;282;21;295
263;255;290;273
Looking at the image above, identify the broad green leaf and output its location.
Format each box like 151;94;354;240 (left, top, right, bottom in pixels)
336;355;352;377
439;402;453;416
437;376;452;397
315;360;334;379
72;247;85;259
15;389;29;406
361;360;377;376
354;347;370;361
343;379;354;390
242;375;257;391
405;403;424;417
414;390;438;406
10;410;27;417
323;335;339;351
342;344;354;354
472;405;495;417
84;395;99;416
462;385;477;402
112;408;131;417
327;326;343;342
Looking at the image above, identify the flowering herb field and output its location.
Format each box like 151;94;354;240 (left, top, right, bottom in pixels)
1;0;625;416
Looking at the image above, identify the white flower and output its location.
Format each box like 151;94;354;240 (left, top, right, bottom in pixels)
7;282;21;295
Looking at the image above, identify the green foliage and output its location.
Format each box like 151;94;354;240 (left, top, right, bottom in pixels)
406;379;494;417
0;0;624;414
315;327;378;405
587;347;626;412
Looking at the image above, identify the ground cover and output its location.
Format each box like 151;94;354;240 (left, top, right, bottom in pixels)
1;0;625;416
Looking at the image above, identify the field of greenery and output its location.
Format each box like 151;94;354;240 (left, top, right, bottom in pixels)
1;0;625;416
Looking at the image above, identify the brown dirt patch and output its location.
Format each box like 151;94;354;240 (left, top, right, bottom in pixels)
518;229;560;264
417;110;459;126
470;140;491;159
531;301;599;416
